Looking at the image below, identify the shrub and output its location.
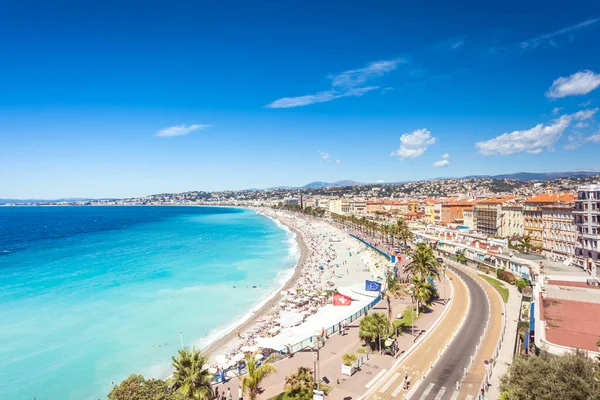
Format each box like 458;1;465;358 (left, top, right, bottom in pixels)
516;279;528;292
497;269;516;285
342;353;357;366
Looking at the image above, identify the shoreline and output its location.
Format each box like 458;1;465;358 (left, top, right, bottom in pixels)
202;211;310;361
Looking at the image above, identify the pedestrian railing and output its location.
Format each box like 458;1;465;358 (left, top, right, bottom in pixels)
349;234;391;261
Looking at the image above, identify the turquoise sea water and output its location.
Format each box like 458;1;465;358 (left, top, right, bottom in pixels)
0;206;297;400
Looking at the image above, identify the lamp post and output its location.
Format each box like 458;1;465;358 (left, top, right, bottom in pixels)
311;342;321;390
408;284;415;343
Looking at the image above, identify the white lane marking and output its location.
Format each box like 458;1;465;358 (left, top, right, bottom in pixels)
391;382;405;397
419;383;435;400
434;386;447;400
365;368;388;389
379;372;400;393
449;391;460;400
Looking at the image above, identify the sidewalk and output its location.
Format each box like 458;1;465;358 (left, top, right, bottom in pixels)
486;281;521;399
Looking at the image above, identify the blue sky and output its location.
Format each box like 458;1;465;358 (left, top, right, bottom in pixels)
1;0;600;198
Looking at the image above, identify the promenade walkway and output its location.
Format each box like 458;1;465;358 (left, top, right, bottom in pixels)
363;268;469;399
213;228;452;399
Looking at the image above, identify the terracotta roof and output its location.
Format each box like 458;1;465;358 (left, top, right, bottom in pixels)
477;196;514;204
525;193;575;203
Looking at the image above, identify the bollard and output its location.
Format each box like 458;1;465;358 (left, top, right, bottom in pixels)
464;367;467;376
456;381;459;390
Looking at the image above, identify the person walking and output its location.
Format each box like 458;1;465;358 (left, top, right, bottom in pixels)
238;385;243;400
226;388;232;400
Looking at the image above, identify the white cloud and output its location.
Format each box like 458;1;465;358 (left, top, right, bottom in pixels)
552;107;563;115
475;109;598;155
546;70;600;98
391;129;437;159
376;180;385;183
319;151;331;162
329;59;404;89
442;153;450;159
433;159;450;167
267;58;402;108
580;100;592;107
586;132;600;143
575;122;589;129
520;18;599;49
156;124;210;137
266;86;379;109
335;160;341;164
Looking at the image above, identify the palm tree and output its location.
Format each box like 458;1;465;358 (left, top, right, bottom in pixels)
284;366;314;398
412;276;433;316
396;218;413;250
358;312;390;350
171;348;214;400
385;272;407;323
404;243;440;281
242;351;277;400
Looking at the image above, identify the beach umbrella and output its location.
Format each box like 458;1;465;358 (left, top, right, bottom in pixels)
256;354;265;360
241;344;259;353
231;353;245;362
208;367;218;374
215;354;228;365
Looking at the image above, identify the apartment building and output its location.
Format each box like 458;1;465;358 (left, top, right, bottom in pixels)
463;207;475;229
500;205;524;238
440;200;475;225
541;203;576;262
524;194;575;249
424;199;436;225
433;201;443;225
475;198;513;237
574;184;600;276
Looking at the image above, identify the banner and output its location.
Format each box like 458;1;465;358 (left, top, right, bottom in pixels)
333;292;352;306
365;280;382;292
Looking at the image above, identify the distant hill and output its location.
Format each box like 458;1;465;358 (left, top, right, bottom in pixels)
301;180;365;189
462;171;599;181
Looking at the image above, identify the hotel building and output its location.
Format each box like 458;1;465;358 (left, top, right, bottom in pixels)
574;184;600;277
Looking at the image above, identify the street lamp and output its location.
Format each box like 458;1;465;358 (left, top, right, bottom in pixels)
310;342;321;390
408;284;416;342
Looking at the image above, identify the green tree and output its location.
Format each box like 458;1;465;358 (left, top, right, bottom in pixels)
395;219;413;250
499;350;600;400
171;348;213;400
411;276;433;316
109;374;181;400
242;351;277;400
283;366;314;400
385;272;407;323
358;312;390;350
404;243;440;280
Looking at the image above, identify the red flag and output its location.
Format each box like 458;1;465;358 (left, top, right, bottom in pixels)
333;292;352;306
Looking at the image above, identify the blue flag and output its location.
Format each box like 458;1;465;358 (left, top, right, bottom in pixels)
365;280;382;292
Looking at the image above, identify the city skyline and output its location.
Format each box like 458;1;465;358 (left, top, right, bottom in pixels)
2;1;600;198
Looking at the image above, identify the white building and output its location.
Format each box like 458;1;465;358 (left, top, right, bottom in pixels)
574;184;600;277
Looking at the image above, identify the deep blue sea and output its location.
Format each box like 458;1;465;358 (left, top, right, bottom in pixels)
0;206;297;400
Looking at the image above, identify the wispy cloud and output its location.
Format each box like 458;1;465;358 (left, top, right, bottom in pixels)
335;159;341;164
433;159;450;167
552;107;563;115
442;153;450;159
156;124;210;137
476;109;598;155
434;36;466;51
266;58;403;109
267;86;379;109
329;59;404;89
587;132;600;142
391;129;437;159
546;70;600;98
319;151;330;162
520;18;600;50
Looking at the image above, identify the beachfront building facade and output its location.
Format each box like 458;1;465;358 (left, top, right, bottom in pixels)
574;184;600;277
423;199;435;224
475;198;511;237
541;203;576;262
440;200;474;225
433;201;443;225
500;205;524;238
524;194;575;249
463;207;475;229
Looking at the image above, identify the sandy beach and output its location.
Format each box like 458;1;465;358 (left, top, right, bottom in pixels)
203;208;389;371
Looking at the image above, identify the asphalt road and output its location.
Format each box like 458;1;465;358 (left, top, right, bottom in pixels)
408;265;490;400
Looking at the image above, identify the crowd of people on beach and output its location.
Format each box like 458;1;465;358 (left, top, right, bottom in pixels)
206;209;384;381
